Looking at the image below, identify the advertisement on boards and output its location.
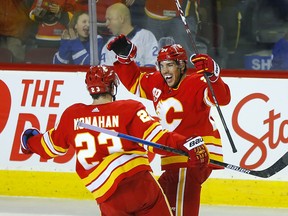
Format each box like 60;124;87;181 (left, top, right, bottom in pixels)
0;70;287;181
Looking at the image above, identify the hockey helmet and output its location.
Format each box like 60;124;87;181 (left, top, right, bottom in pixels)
157;44;188;63
85;65;119;95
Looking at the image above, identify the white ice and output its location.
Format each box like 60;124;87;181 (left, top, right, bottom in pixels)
0;196;287;216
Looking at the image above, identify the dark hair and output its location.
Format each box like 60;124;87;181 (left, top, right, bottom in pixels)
90;91;117;101
68;11;88;29
90;92;110;100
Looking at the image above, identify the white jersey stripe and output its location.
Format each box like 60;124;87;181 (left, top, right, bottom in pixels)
42;131;66;156
206;144;223;155
86;154;142;192
145;125;163;142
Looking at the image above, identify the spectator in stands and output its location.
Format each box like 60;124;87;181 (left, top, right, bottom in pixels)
95;0;136;37
0;0;34;62
264;0;288;22
143;0;206;66
101;2;158;67
53;11;103;65
126;0;145;28
29;0;71;47
70;0;136;40
270;32;288;70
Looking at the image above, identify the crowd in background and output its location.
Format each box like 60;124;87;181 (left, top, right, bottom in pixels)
0;0;288;69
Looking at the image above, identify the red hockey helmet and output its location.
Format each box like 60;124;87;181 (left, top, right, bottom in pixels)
157;44;188;63
85;65;119;95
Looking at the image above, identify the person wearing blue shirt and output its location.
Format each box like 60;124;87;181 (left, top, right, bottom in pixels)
271;32;288;70
53;11;103;65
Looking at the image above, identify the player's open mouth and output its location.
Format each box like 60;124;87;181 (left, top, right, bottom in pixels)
165;75;172;81
83;27;89;34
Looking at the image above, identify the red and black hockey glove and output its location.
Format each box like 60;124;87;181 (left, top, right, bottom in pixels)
21;128;40;154
107;34;137;64
190;54;220;82
179;136;210;167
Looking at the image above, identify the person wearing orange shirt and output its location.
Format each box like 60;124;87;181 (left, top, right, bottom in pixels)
0;0;34;62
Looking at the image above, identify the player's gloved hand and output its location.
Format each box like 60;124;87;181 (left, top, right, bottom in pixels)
21;128;40;154
190;54;220;82
107;34;137;64
179;136;209;167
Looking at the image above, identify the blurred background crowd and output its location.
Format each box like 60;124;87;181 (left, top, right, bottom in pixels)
1;0;288;70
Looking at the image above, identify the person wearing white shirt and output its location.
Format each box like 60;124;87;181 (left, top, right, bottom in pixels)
100;3;158;67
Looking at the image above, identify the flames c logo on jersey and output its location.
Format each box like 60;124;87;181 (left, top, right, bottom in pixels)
156;97;183;131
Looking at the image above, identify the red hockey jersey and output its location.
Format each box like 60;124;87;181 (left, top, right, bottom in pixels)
114;61;231;170
145;0;196;20
26;99;186;203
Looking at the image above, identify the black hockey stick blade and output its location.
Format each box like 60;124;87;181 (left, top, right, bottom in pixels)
211;151;288;178
78;122;287;178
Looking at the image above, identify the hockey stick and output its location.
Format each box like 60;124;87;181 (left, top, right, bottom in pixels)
78;122;288;178
78;122;187;156
174;0;237;153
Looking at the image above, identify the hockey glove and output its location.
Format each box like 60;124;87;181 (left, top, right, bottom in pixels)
179;136;209;167
21;128;40;154
107;34;137;64
190;54;220;82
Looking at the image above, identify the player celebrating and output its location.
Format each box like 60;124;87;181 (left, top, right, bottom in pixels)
21;65;209;215
107;35;231;216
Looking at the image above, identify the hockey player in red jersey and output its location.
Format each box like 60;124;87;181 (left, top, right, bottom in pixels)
107;35;231;216
21;65;209;216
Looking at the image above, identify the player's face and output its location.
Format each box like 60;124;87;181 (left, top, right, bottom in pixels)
105;9;122;35
75;14;89;40
159;60;182;88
